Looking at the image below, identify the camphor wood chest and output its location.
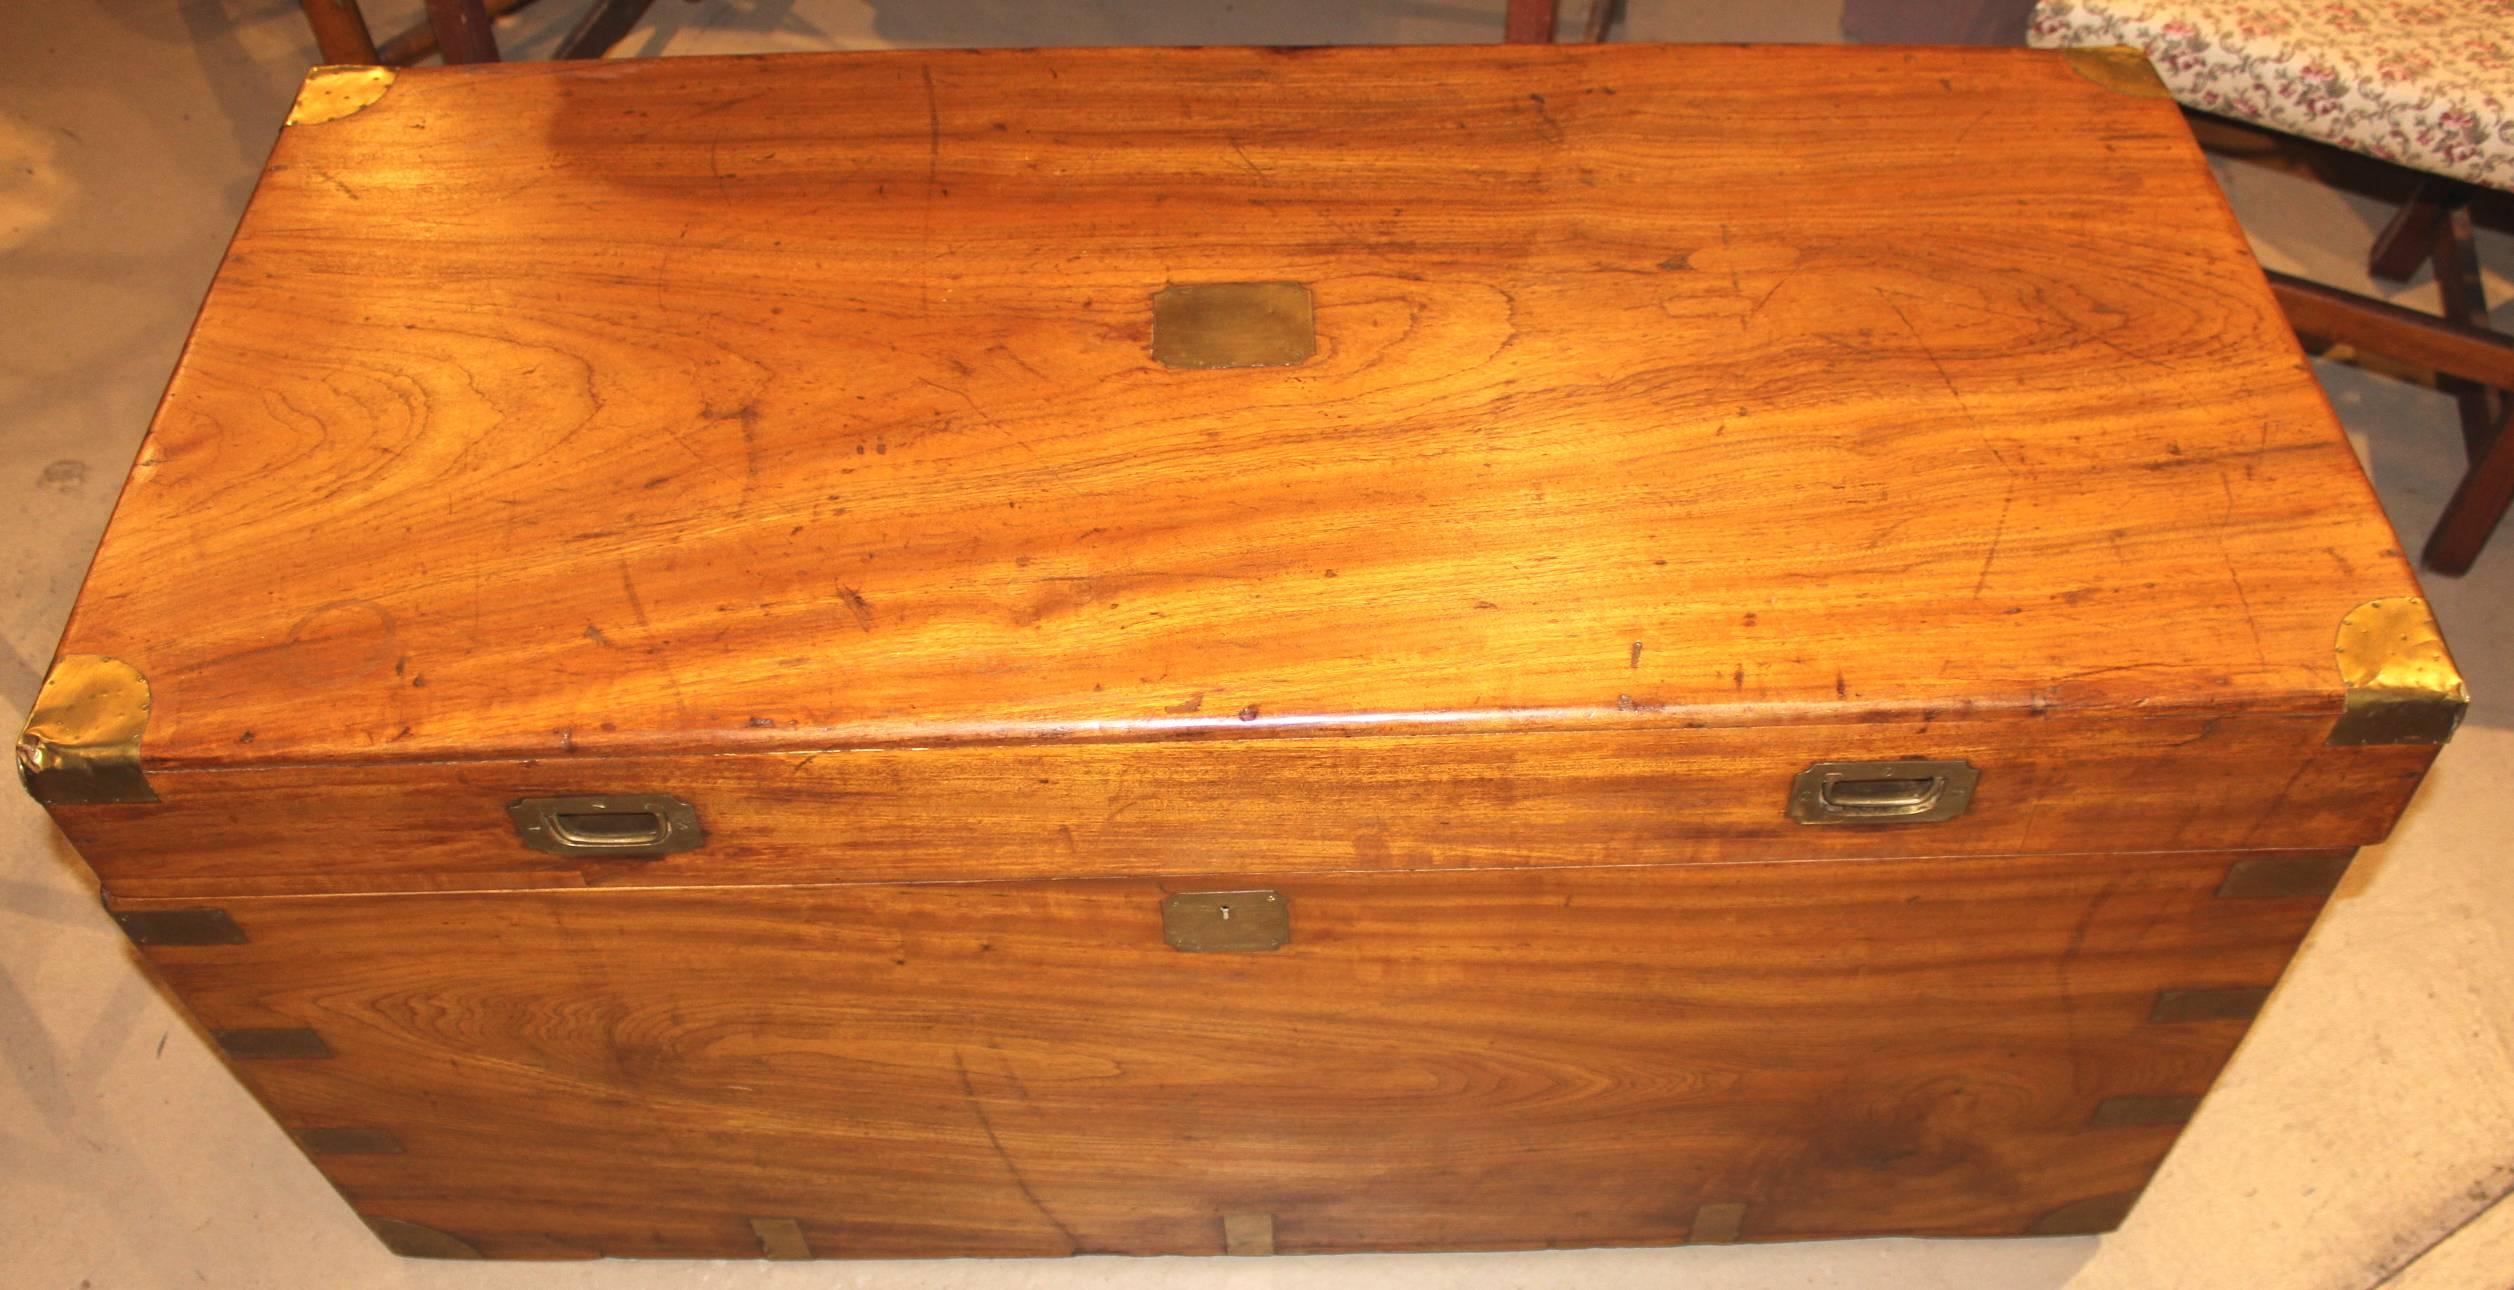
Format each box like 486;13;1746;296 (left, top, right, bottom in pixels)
21;43;2470;1260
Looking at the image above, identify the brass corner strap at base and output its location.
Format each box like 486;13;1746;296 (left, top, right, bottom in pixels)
365;1217;483;1260
750;1217;813;1260
16;655;156;805
2329;597;2469;746
288;64;396;126
1221;1212;1276;1256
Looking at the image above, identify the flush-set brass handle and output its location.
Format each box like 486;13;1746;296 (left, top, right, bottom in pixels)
1788;760;1979;825
507;794;705;858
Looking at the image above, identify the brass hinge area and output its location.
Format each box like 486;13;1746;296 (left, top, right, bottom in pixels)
17;655;157;805
2329;597;2469;746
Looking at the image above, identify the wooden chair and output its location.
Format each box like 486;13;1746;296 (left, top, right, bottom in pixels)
299;0;655;65
2031;0;2514;574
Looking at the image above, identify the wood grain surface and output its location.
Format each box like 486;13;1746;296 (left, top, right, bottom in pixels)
121;848;2335;1258
55;43;2416;775
65;710;2430;899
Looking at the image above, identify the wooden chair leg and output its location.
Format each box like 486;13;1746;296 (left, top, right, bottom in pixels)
299;0;379;64
1504;0;1557;43
374;0;538;66
556;0;659;59
424;0;501;64
2423;400;2514;575
2369;177;2449;284
1581;0;1625;42
2430;195;2506;463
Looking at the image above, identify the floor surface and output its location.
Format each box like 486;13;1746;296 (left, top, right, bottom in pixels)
3;3;2509;1287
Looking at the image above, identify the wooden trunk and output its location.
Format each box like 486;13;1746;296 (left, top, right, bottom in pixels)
19;44;2467;1260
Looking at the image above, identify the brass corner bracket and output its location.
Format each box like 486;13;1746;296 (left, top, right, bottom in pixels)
2059;46;2174;100
287;65;397;127
17;655;157;805
2329;596;2468;746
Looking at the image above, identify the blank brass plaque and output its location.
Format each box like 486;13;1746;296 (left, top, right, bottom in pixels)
1150;282;1314;369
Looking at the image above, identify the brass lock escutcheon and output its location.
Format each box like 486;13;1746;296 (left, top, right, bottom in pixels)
508;794;705;858
1789;760;1978;825
1162;890;1289;952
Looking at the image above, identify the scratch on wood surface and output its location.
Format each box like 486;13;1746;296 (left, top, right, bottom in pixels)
1226;134;1272;182
953;1051;1079;1252
2214;474;2269;666
615;559;652;627
921;65;942;313
836;586;875;633
1973;486;2015;597
1525;92;1565;143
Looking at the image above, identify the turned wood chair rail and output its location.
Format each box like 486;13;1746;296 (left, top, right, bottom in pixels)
2030;2;2514;574
302;0;1627;65
2252;169;2511;576
298;0;655;65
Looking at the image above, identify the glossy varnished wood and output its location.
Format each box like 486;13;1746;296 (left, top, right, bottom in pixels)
121;850;2334;1258
35;45;2447;1261
66;711;2430;900
62;44;2412;775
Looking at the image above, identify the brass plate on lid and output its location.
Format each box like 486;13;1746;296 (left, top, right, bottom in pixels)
1151;282;1315;369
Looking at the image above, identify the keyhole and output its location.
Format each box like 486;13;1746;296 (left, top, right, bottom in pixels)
1217;905;1233;920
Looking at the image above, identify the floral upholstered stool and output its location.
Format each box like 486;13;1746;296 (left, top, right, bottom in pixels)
2029;0;2514;574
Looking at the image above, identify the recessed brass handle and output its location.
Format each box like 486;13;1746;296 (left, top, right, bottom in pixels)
1789;760;1979;825
507;794;704;858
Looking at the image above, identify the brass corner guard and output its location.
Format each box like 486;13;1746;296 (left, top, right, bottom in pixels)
17;655;156;805
2330;597;2468;746
288;65;397;126
2058;47;2174;99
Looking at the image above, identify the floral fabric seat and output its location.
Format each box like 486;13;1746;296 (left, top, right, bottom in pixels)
2028;0;2514;190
